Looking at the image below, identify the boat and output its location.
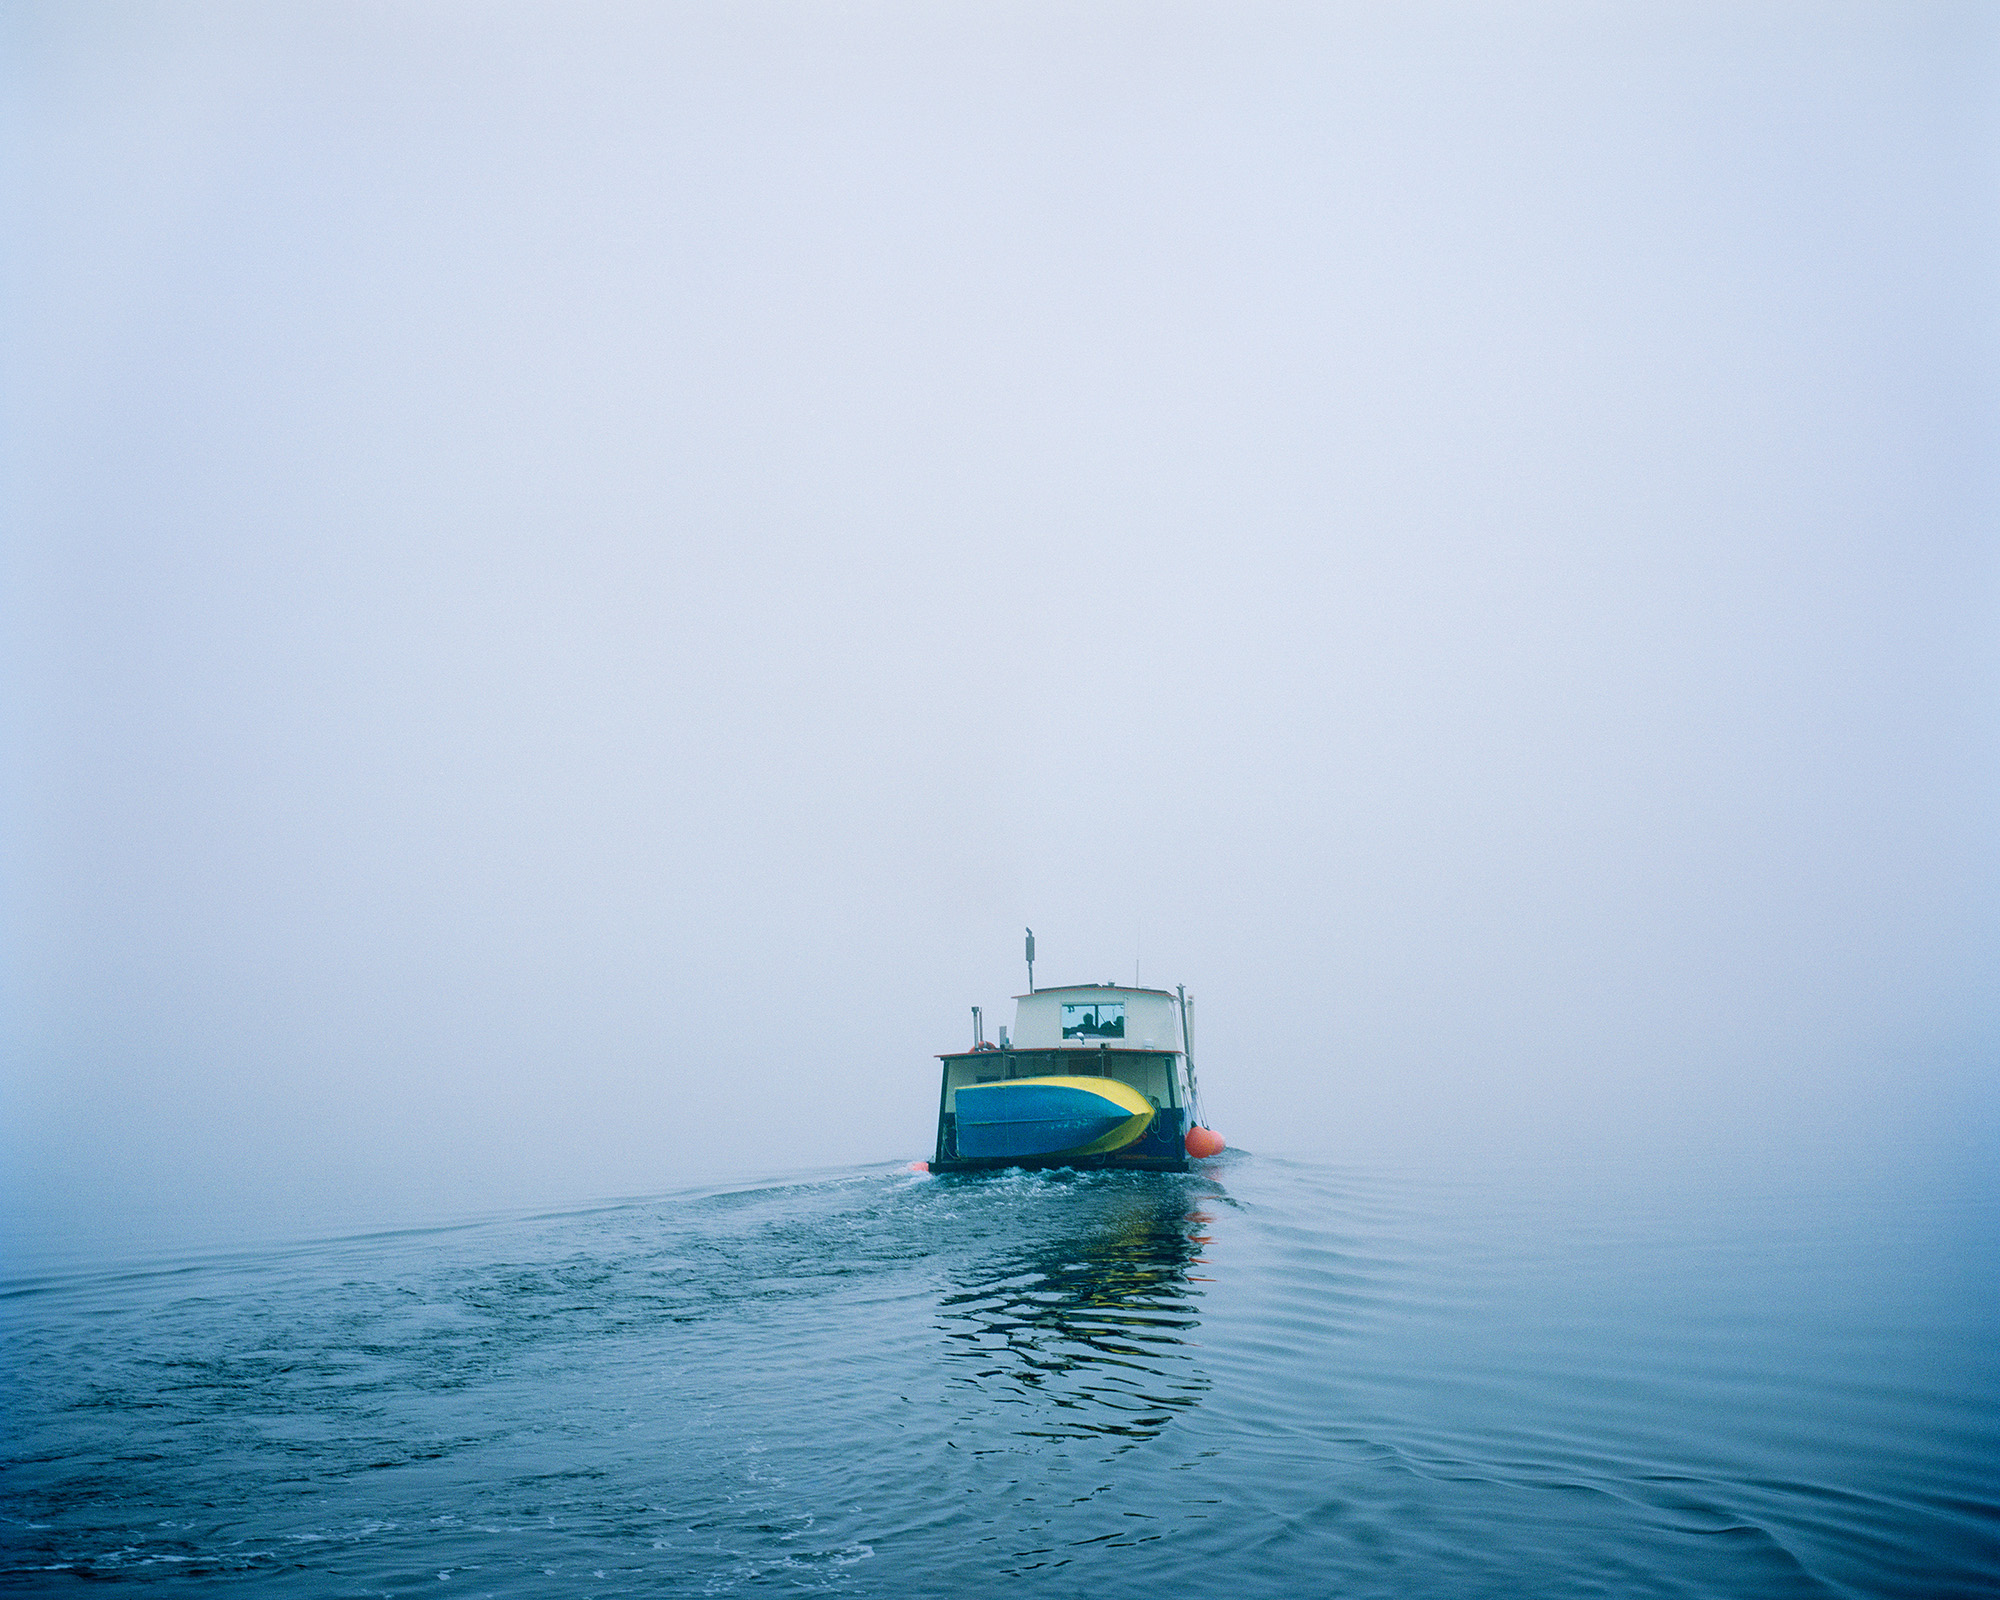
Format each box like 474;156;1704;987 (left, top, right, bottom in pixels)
928;932;1225;1173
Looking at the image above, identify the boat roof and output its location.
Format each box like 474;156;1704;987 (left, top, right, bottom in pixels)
1012;983;1179;1000
937;1043;1165;1059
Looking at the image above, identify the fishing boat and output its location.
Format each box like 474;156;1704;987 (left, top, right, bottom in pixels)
928;932;1226;1173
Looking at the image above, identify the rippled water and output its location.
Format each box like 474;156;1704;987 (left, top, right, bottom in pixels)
2;1153;1994;1596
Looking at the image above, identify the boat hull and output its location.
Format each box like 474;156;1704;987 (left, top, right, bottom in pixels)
930;1147;1191;1174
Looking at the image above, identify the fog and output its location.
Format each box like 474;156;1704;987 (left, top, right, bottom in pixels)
4;2;1993;1260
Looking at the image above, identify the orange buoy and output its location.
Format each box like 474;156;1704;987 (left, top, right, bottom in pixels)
1184;1126;1226;1159
908;1161;930;1173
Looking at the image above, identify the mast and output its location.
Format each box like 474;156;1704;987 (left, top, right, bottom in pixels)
1177;984;1204;1128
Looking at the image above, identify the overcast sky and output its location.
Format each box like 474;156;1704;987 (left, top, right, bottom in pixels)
4;1;1994;1260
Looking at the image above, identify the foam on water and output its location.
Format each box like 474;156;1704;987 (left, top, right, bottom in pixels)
1;1154;1993;1596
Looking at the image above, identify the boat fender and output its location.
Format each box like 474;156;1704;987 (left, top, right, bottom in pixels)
1184;1126;1226;1159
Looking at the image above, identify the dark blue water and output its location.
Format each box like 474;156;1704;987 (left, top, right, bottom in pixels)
2;1153;1994;1596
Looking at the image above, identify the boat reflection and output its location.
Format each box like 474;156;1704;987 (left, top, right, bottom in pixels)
937;1178;1214;1444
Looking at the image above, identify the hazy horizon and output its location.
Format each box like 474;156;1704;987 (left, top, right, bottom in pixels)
4;1;1995;1263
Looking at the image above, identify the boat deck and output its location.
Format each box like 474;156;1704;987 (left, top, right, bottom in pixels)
932;1045;1193;1172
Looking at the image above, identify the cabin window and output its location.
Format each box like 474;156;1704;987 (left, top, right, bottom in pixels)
1061;1002;1125;1039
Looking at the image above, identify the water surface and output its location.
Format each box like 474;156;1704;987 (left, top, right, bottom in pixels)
3;1154;1993;1595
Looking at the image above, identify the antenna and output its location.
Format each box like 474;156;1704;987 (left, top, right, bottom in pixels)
1025;927;1035;992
